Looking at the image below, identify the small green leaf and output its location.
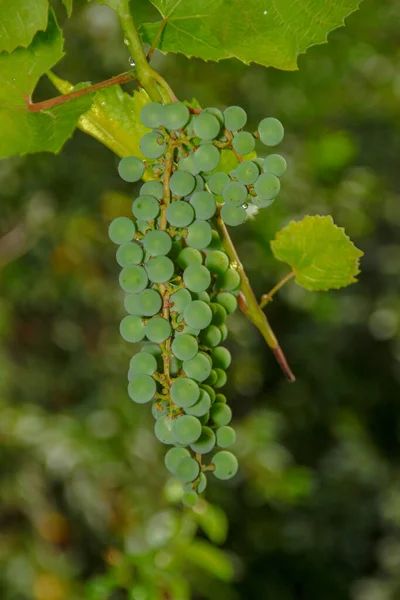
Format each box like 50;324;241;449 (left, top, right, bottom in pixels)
194;502;228;545
62;0;73;17
138;0;361;70
270;215;364;291
48;72;151;158
0;12;93;157
0;0;49;53
185;540;234;581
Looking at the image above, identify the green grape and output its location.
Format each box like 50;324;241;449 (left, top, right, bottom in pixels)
204;230;222;251
193;112;221;140
251;196;275;208
140;132;166;159
143;230;172;256
136;219;152;234
205;370;218;386
263;154;287;177
191;291;210;303
186;220;212;250
200;325;222;348
210;402;232;427
170;377;200;408
205;250;229;275
170;355;183;376
190;426;216;454
171;334;198;361
222;181;247;206
154;415;175;444
140;180;164;201
182;490;199;507
119;265;148;293
214;368;228;388
193;174;205;194
223;106;247;131
120;315;145;342
145;317;171;343
146;256;174;283
164;447;190;474
199;412;210;426
152;399;169;420
177;247;203;270
201;384;216;403
221;204;246;227
193;144;220;172
184;389;211;417
128;374;156;404
210;303;227;326
211;346;231;370
216;426;236;448
141;343;163;359
197;472;207;493
108;216;136;245
137;288;162;316
207;172;230;196
124;293;143;315
183;264;211;293
169;171;196;197
219;324;228;342
189;191;217;220
170;288;192;313
258;117;284;146
129;352;158;376
166;200;195;227
232;131;255;155
116;242;143;267
212;451;238;480
176;319;201;337
183;352;212;382
140;102;164;128
184;300;212;330
217;267;241;291
118;156;144;182
172;415;202;445
204;106;224;123
254;173;280;200
132;195;160;221
176;457;200;482
216;292;237;315
179;153;201;176
162;102;190;130
215;393;227;404
235;160;259;185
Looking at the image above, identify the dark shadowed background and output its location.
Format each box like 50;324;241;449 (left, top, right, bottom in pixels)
1;0;400;598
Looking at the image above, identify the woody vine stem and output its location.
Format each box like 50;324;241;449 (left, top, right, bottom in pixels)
28;2;295;382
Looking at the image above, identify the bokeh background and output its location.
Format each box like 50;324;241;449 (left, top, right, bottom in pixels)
1;0;400;598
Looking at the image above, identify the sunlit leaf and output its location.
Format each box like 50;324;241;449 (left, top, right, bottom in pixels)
0;0;49;53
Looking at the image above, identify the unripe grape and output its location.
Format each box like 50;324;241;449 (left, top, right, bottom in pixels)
232;131;255;155
170;288;192;313
211;346;232;369
124;293;143;316
193;112;221;140
251;196;275;208
212;451;238;480
183;264;211;293
140;102;164;128
258;117;284;146
118;156;144;182
145;317;171;343
222;181;247;206
176;456;200;482
221;204;246;226
214;368;228;388
254;173;280;200
204;107;224;123
116;242;143;267
186;220;212;250
171;334;198;361
216;292;237;315
194;144;220;172
183;352;212;382
170;377;200;407
154;415;175;444
184;389;211;417
109;216;136;245
216;426;236;448
179;152;201;176
146;256;174;283
132;195;160;221
119;265;148;293
190;426;216;454
263;154;287;177
137;288;162;316
217;267;241;291
200;325;222;348
177;247;203;270
129;352;158;376
184;300;213;330
140;132;166;159
223;105;247;131
162;102;190;130
182;490;199;507
128;374;156;404
164;447;190;474
235;160;259;185
205;250;230;275
172;415;202;445
169;171;196;197
189;191;217;220
166;200;195;227
140;180;164;200
207;171;230;196
143;230;172;256
120;315;145;342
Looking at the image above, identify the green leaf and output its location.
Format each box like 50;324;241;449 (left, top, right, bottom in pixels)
138;0;361;70
185;540;234;581
270;215;364;291
62;0;73;17
48;72;151;159
0;0;49;53
0;12;93;157
194;502;228;545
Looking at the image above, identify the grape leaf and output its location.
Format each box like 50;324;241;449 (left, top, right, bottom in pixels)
0;12;94;157
0;0;49;53
138;0;361;69
270;215;364;291
62;0;73;17
48;72;151;158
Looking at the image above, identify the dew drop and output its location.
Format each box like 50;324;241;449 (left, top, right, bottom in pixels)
123;38;129;45
263;10;268;15
128;56;135;67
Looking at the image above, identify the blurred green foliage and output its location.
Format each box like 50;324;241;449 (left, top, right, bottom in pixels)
1;0;400;598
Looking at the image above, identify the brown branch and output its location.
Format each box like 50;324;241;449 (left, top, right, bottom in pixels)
25;71;136;113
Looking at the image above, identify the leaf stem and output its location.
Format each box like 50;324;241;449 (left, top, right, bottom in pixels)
118;0;162;102
260;271;295;308
147;18;168;61
215;214;295;382
26;71;136;113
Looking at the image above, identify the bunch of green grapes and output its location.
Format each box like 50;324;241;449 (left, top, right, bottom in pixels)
108;101;285;507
